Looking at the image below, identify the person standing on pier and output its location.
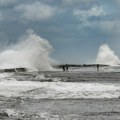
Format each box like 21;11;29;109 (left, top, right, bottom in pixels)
97;64;99;71
63;65;65;71
66;64;69;71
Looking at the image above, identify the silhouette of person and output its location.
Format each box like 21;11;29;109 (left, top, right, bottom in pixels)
66;64;69;71
97;64;99;71
63;65;65;71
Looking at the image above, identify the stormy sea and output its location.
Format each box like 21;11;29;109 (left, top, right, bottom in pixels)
0;31;120;120
0;66;120;120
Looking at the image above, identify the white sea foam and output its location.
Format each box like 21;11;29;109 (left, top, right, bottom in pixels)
0;73;13;79
0;29;54;70
96;44;120;65
0;80;120;99
4;109;19;117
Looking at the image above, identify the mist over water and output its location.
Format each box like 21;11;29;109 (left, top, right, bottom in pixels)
0;30;54;70
96;44;120;65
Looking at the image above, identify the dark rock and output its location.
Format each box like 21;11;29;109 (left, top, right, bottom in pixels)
0;112;9;118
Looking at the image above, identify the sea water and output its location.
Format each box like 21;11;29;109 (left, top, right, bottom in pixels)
0;70;120;99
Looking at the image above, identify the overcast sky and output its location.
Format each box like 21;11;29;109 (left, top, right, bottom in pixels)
0;0;120;64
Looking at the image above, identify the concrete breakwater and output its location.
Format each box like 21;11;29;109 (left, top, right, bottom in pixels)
0;68;27;73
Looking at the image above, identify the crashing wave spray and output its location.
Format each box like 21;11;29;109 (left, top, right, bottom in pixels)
0;30;54;70
96;44;120;65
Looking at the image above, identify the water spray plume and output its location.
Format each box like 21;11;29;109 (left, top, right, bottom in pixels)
0;30;54;70
96;44;120;65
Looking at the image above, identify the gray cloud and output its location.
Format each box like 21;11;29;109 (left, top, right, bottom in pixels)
73;6;106;23
0;12;3;21
62;0;96;5
0;0;18;7
15;2;56;21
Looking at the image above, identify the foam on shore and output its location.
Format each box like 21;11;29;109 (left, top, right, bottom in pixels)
0;80;120;99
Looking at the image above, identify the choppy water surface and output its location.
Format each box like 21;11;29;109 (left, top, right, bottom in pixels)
1;70;120;120
0;70;120;99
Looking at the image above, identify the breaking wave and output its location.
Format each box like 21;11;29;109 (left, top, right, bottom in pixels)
96;44;120;65
0;30;54;70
